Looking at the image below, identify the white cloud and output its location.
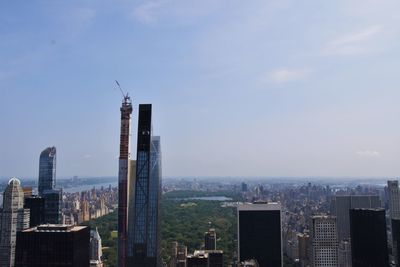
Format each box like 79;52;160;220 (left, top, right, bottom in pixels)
356;150;381;158
325;25;384;55
265;68;311;84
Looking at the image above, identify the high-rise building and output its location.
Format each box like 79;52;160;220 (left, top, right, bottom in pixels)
237;202;282;267
24;196;45;227
128;104;162;267
331;195;381;241
117;95;133;267
82;200;90;222
297;233;309;267
388;181;400;220
338;240;351;267
38;147;56;196
15;224;90;267
177;244;188;267
42;188;62;224
90;228;103;267
204;229;217;250
0;178;30;267
350;208;388;267
310;215;338;267
186;250;223;267
392;219;400;266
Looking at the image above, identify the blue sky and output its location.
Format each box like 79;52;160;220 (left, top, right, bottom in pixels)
1;0;400;178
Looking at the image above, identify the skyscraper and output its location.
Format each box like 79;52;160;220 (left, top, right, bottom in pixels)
237;202;282;267
392;219;400;266
38;147;56;196
117;95;133;267
350;208;389;267
23;196;45;227
388;181;400;220
90;228;103;267
42;188;62;224
204;229;217;250
128;104;162;267
15;225;90;267
331;195;381;241
0;178;30;267
310;215;338;267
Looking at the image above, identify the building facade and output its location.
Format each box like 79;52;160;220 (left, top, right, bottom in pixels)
117;95;133;267
38;147;56;196
23;196;45;227
350;208;388;267
331;195;381;242
311;215;338;267
204;229;217;250
128;104;162;267
237;202;282;267
388;181;400;220
15;225;90;267
90;228;103;267
0;178;30;267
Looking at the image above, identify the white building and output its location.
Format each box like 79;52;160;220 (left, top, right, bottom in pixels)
0;178;30;267
311;215;338;267
90;227;103;267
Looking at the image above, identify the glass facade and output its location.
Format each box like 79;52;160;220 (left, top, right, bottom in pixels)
38;147;56;196
128;104;161;267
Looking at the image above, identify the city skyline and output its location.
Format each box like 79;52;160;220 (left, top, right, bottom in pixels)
2;1;400;178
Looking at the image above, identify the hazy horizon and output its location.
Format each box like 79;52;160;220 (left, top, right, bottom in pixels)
1;1;400;178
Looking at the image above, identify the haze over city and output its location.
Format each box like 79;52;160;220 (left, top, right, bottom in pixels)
1;0;400;178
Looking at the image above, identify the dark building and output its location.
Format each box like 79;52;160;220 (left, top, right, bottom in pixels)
238;203;282;267
24;196;45;227
204;229;217;250
186;250;223;267
42;189;62;224
241;182;248;192
15;224;90;267
392;219;400;266
38;147;56;196
128;104;162;267
350;208;389;267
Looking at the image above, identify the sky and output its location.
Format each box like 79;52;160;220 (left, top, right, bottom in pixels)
1;0;400;179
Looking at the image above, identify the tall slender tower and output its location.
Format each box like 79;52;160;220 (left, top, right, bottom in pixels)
118;95;133;267
38;146;56;196
128;104;162;267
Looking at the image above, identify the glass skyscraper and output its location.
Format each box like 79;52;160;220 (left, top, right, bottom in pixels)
38;147;56;196
128;104;162;267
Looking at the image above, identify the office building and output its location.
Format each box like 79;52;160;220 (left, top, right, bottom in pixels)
310;215;338;267
42;188;62;224
128;104;162;267
350;208;388;267
186;250;223;267
204;229;217;250
24;196;45;227
388;181;400;220
338;240;351;267
177;244;188;267
90;228;103;267
117;94;133;267
392;219;400;266
0;178;30;267
298;233;309;267
237;202;282;267
38;147;56;196
15;224;90;267
331;195;381;241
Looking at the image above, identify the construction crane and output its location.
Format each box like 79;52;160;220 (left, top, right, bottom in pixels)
115;80;131;102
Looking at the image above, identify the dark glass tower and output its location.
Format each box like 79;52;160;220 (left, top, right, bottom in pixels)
24;196;45;227
238;203;282;267
15;225;90;267
128;104;162;267
38;147;56;196
350;208;389;267
392;219;400;266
